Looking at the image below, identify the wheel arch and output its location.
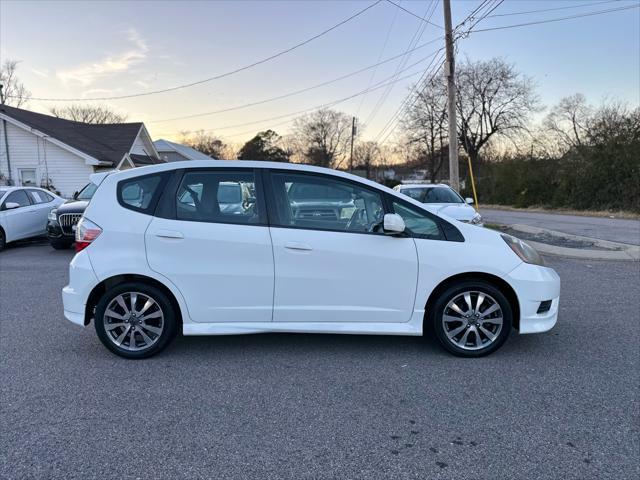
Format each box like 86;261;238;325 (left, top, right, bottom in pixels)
423;272;520;332
84;274;184;327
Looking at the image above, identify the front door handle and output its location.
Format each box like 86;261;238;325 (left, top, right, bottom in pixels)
284;241;312;251
155;230;184;239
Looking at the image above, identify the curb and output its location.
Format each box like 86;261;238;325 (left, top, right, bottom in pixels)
506;224;640;261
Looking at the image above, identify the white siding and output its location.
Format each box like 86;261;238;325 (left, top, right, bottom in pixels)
0;121;95;198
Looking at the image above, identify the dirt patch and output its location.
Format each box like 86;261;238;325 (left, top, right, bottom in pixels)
488;225;621;251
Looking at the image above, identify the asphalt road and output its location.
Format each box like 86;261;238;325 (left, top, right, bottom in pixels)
1;241;639;480
482;208;640;245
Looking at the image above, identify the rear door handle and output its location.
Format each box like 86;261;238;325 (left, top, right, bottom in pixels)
284;241;312;251
155;230;184;239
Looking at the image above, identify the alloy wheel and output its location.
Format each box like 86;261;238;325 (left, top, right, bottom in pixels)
103;292;165;352
442;291;503;351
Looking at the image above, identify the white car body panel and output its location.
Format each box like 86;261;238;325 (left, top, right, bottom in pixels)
270;226;418;323
63;160;560;343
0;187;64;243
145;217;274;323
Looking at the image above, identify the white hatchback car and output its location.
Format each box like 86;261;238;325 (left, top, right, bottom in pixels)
0;186;64;251
394;183;483;226
63;161;560;359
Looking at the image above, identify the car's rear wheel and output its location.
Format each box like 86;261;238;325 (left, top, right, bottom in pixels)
50;239;73;250
430;280;512;357
0;229;5;252
94;282;177;359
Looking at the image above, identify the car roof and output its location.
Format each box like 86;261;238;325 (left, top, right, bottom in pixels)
94;160;398;195
399;183;450;189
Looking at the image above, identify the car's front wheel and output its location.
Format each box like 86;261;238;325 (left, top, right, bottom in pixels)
94;282;177;359
430;281;512;357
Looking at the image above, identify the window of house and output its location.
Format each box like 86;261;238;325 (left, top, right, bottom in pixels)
19;169;37;187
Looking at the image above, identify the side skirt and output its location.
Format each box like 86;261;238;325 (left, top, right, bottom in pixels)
183;317;424;337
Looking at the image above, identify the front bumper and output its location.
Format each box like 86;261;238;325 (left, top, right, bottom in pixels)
62;250;99;326
506;262;561;334
47;221;74;239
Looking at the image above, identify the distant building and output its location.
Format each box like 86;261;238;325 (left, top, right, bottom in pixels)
154;139;214;162
0;105;163;197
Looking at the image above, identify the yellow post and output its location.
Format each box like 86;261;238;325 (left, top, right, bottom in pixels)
467;156;479;210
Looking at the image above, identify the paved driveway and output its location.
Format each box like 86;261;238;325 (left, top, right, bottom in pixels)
482;208;640;245
1;242;638;479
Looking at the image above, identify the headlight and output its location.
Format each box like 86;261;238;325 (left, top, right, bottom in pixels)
470;213;483;225
48;209;58;222
501;234;544;266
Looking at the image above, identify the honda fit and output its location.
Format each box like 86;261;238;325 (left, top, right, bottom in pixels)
63;161;560;359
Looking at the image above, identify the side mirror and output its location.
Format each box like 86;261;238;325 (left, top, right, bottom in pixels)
383;213;406;235
3;202;20;210
465;197;474;205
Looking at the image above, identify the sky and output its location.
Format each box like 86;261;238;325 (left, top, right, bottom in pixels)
0;0;638;146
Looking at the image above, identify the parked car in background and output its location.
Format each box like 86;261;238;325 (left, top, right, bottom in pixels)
0;187;64;251
62;161;560;360
47;183;98;250
393;184;483;226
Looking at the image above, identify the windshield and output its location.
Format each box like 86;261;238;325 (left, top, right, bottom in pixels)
217;183;242;203
402;186;463;204
288;183;351;202
0;188;8;197
77;183;98;200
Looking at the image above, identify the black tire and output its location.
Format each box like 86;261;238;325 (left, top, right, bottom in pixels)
429;280;512;357
50;239;73;250
0;228;5;252
94;282;177;359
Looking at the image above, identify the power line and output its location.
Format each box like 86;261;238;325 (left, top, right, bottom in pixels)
159;48;444;138
364;0;439;126
485;0;619;18
384;0;443;28
150;36;442;124
354;0;401;117
471;3;639;33
15;1;384;102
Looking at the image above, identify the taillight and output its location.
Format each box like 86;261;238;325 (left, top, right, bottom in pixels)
75;218;102;252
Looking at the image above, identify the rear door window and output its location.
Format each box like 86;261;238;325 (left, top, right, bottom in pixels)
117;173;167;214
176;170;261;225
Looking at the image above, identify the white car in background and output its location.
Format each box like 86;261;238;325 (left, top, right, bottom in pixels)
394;183;483;226
0;186;64;251
62;161;560;359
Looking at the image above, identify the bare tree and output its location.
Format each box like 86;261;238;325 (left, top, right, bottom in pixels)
293;108;354;168
544;93;592;151
402;76;448;182
0;60;31;107
180;130;234;159
49;104;128;124
353;141;381;179
455;58;540;173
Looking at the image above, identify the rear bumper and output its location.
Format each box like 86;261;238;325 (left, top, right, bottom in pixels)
62;250;99;327
506;263;561;334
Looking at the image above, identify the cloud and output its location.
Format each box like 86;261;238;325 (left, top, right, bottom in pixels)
30;67;50;78
56;29;148;86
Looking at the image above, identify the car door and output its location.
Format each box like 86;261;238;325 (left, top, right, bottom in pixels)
145;168;274;323
266;170;418;324
27;190;57;235
1;189;39;241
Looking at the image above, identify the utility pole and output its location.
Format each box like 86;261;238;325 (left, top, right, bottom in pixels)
0;84;13;185
443;0;459;191
349;116;357;172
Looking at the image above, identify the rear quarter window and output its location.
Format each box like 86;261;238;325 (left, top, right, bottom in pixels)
117;173;167;214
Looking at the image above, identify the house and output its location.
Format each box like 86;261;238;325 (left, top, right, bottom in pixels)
0;105;165;197
154;138;213;162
